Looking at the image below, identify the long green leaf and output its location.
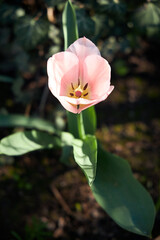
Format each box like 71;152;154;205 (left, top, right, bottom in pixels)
0;130;61;156
0;114;57;134
62;0;78;50
72;135;97;186
82;106;97;135
61;131;74;146
0;75;13;83
91;145;155;237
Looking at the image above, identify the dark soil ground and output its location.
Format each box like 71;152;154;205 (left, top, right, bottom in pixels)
0;40;160;240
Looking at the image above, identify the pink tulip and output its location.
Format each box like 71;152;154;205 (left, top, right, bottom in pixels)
47;37;114;114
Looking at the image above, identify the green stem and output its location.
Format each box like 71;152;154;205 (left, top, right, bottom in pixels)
77;113;85;139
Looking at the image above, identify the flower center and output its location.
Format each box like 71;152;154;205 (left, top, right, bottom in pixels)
74;85;83;98
69;81;88;99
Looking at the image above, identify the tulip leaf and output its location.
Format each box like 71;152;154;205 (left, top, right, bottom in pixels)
62;0;78;50
66;102;97;138
91;145;155;237
72;135;97;186
0;114;57;134
61;131;74;146
82;106;97;135
0;130;61;156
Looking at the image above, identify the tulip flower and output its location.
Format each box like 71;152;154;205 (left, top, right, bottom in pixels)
47;37;114;114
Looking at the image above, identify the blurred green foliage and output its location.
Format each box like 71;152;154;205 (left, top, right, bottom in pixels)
0;0;160;111
12;217;52;240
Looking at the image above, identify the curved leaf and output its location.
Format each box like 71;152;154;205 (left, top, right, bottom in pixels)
91;145;155;237
72;135;97;186
0;130;61;156
0;114;57;134
61;132;98;184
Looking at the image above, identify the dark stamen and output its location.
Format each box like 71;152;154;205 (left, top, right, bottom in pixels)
70;93;74;97
78;78;80;86
83;93;88;97
71;83;74;90
77;104;80;110
83;83;88;90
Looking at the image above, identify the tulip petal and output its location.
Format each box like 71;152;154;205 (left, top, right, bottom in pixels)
61;96;96;105
60;99;95;114
58;96;98;114
59;85;114;114
47;52;79;97
82;55;111;98
58;98;78;114
67;37;100;61
77;86;114;113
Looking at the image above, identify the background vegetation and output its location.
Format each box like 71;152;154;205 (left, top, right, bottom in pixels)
0;0;160;239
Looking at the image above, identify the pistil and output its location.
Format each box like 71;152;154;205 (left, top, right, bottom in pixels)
75;85;83;98
69;82;88;98
75;90;82;98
